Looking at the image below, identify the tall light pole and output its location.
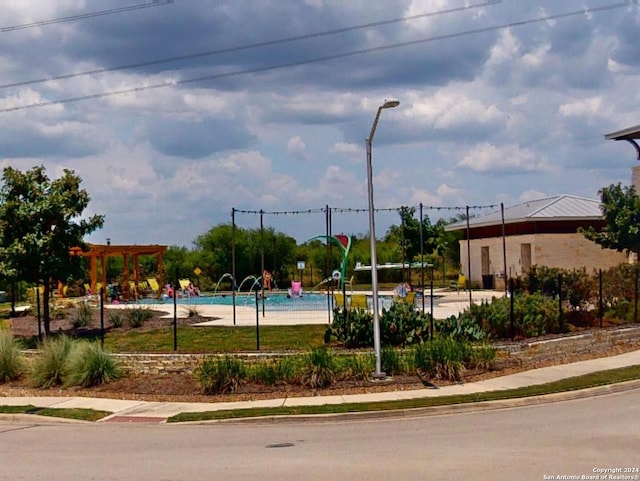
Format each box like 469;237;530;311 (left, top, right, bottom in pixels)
366;98;400;379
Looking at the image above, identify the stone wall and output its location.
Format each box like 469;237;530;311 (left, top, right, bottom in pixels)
494;325;640;366
20;326;640;375
461;233;628;285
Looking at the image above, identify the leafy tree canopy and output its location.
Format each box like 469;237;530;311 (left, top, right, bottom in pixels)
0;166;104;333
582;183;640;256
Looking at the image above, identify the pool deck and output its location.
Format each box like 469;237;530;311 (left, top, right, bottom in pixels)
106;289;503;326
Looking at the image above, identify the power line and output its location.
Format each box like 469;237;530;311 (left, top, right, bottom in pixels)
1;0;173;32
0;1;629;114
0;0;501;90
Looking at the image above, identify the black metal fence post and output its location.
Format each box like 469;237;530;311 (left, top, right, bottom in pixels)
509;278;515;341
558;274;563;332
36;287;42;340
599;269;603;329
255;289;260;351
430;267;434;339
173;272;178;351
100;287;105;348
635;265;639;324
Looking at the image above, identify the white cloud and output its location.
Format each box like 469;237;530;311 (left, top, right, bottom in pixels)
559;97;603;118
458;143;551;174
287;136;308;161
1;0;639;246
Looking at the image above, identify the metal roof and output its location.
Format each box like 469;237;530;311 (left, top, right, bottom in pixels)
604;124;640;141
445;195;603;231
604;124;640;160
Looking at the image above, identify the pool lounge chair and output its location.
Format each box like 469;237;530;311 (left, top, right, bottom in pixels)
350;294;368;310
147;278;161;297
394;290;416;306
333;292;348;310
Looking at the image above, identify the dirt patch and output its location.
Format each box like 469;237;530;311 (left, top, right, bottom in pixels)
7;304;208;338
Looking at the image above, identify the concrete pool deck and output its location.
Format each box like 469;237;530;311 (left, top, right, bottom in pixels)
106;289;503;326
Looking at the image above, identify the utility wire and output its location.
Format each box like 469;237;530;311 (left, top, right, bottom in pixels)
1;0;173;32
0;1;629;114
0;0;500;90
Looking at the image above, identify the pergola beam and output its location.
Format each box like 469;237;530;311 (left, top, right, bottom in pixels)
69;244;167;296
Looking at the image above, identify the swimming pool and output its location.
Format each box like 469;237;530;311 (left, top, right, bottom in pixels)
140;292;405;312
143;292;333;311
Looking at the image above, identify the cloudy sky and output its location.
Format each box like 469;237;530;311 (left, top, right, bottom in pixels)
2;0;640;247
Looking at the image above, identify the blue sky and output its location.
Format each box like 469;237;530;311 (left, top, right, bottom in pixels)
1;0;640;246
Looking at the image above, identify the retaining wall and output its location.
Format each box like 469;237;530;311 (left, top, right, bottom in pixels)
494;325;640;366
20;325;640;375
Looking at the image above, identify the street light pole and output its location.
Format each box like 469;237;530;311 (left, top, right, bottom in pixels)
366;98;400;379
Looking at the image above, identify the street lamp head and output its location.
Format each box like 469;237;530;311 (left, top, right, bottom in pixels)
382;98;400;109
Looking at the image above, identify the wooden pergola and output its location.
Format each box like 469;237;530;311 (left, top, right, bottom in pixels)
69;244;167;297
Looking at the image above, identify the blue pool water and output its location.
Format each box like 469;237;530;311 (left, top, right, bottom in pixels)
143;292;333;312
141;292;413;312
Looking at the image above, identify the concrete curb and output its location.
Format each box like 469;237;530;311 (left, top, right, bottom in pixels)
171;378;640;425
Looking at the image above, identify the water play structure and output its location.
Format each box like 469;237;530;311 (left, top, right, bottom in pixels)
306;233;352;291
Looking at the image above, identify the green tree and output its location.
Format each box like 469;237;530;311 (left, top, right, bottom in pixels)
582;183;640;257
0;166;104;334
384;207;438;262
194;224;296;289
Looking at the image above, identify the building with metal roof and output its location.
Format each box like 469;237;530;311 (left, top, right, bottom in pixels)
445;195;627;290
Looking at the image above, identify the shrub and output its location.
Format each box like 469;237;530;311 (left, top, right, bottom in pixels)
466;342;497;371
251;356;300;386
436;315;486;341
0;332;24;383
328;301;430;348
462;292;559;339
196;355;247;394
299;346;337;389
381;347;405;376
340;353;374;381
412;337;469;382
125;307;154;328
66;342;123;387
49;303;67;320
326;308;373;348
109;311;124;328
72;302;94;329
380;301;429;347
30;335;75;388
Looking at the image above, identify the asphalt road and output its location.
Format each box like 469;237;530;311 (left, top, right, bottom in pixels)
1;388;639;481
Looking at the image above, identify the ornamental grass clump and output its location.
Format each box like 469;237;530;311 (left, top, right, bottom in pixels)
300;346;337;389
196;355;248;394
412;337;469;382
250;356;301;386
72;302;93;329
339;353;374;381
125;307;154;328
0;332;24;383
30;335;75;388
381;346;406;376
65;341;123;387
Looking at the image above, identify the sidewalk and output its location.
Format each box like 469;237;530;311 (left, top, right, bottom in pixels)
2;349;639;423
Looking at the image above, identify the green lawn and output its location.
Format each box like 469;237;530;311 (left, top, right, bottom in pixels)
103;324;327;352
168;365;640;422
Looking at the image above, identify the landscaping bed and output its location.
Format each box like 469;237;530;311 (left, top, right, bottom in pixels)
2;304;640;403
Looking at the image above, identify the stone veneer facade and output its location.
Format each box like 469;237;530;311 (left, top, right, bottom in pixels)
460;232;628;289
